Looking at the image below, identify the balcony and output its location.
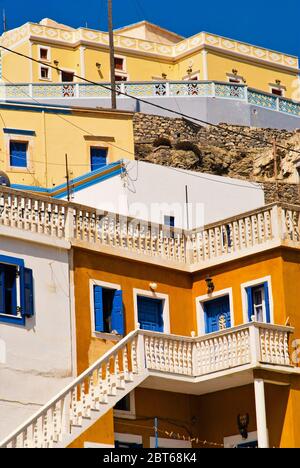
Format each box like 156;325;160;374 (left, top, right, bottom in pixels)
0;186;300;270
0;81;299;118
0;322;297;448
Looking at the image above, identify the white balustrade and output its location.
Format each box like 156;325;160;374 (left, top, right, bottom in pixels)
1;81;299;117
0;186;300;266
0;323;294;448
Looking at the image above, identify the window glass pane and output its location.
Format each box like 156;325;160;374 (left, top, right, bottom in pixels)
102;288;116;333
0;264;18;316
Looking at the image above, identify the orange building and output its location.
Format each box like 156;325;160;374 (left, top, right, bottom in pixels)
1;189;300;449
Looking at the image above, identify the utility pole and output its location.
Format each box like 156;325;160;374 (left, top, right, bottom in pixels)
108;0;117;109
65;154;71;202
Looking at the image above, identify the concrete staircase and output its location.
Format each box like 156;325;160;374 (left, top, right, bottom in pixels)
0;329;147;448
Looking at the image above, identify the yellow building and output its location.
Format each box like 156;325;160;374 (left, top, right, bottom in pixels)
0;18;298;99
1;193;300;449
0;101;134;187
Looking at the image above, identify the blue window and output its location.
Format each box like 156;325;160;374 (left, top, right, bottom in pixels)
164;216;175;228
246;282;271;323
90;147;107;171
10;141;28;168
93;285;124;335
137;296;164;332
204;296;231;334
0;255;34;325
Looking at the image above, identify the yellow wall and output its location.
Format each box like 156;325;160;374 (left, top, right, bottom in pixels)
2;34;298;98
1;42;32;83
207;51;298;98
0;104;134;187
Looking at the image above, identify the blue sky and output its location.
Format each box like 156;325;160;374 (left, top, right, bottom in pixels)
1;0;299;57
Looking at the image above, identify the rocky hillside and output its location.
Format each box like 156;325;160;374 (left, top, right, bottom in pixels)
133;113;300;204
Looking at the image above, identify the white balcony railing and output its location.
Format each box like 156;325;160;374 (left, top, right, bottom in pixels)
0;322;294;448
0;81;299;118
1;187;300;267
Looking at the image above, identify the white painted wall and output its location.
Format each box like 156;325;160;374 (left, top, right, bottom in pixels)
0;235;73;439
66;160;265;228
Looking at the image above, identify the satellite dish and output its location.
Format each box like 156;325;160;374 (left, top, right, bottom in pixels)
0;171;11;187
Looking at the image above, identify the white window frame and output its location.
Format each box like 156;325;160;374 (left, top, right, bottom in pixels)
241;276;274;324
60;68;76;82
114;55;129;81
150;437;192;448
196;288;234;336
269;83;286;97
226;73;244;84
114;54;127;73
224;431;258;448
114;390;136;420
38;45;51;63
5;134;35;173
133;288;170;333
89;279;123;341
39;64;52;81
114;432;143;447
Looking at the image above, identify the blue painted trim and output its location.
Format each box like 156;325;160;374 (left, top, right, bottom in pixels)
0;101;72;115
11;161;124;198
54;166;122;199
0;314;25;326
0;255;26;326
0;254;24;267
4;128;36;136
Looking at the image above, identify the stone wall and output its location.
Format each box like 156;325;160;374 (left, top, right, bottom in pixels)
133;113;300;204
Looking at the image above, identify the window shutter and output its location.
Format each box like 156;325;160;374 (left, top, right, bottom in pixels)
246;286;253;322
111;289;124;335
93;285;104;332
0;266;4;314
20;267;34;317
263;282;271;323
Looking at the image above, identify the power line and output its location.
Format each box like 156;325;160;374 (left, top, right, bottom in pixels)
0;74;263;191
1;43;300;156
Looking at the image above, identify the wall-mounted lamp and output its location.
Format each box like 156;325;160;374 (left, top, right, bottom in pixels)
54;60;59;67
96;62;102;70
205;275;215;294
237;413;250;439
149;282;158;291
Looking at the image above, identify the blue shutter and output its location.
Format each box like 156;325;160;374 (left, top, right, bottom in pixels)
20;267;34;317
246;286;254;322
263;282;271;323
93;285;104;332
137;296;164;332
0;266;4;314
10;142;27;168
90;148;107;171
111;290;124;335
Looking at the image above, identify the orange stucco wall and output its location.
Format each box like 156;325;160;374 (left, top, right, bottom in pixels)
71;247;300;448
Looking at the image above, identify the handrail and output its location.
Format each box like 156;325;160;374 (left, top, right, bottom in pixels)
0;322;294;448
0;328;140;447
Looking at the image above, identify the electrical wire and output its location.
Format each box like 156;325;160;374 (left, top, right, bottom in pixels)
1;43;300;156
0;75;264;191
